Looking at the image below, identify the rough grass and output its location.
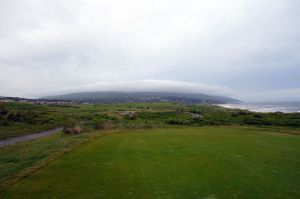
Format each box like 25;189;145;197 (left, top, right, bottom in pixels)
0;130;117;191
2;102;300;140
0;102;186;140
1;127;300;198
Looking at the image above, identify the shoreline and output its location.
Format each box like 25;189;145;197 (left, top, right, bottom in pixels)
217;102;300;113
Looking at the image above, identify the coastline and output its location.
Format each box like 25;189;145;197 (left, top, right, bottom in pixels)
217;101;300;113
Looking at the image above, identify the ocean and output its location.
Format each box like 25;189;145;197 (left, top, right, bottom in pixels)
218;101;300;113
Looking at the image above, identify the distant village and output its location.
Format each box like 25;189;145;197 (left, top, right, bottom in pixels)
0;95;223;105
0;96;78;105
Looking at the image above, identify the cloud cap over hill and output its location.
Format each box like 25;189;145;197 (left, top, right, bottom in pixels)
49;80;233;96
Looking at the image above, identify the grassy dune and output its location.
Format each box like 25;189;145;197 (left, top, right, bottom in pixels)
2;127;300;198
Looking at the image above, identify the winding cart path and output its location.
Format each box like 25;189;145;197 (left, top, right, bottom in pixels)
0;127;63;148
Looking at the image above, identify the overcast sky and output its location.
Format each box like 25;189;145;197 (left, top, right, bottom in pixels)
0;0;299;101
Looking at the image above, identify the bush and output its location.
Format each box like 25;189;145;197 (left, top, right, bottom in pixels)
63;126;82;134
166;119;191;125
63;119;82;134
63;119;77;128
93;120;114;130
176;108;185;112
0;121;9;126
243;118;272;126
254;114;263;118
0;108;8;116
190;109;202;114
237;110;252;116
119;121;154;129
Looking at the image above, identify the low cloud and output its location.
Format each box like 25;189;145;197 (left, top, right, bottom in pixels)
41;79;234;97
41;81;300;102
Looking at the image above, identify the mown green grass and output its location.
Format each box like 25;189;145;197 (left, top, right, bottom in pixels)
2;127;300;198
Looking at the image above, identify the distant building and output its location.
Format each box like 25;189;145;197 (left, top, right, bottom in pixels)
0;97;75;105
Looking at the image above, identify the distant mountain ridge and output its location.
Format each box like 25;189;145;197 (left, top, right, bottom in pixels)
43;91;240;104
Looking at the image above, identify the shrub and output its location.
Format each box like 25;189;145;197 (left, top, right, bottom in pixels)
119;121;154;129
63;125;82;134
237;110;252;116
176;108;185;112
190;109;202;114
0;121;9;126
0;108;8;116
63;119;76;128
166;119;191;125
63;119;82;134
243;118;272;126
254;114;263;118
93;120;114;130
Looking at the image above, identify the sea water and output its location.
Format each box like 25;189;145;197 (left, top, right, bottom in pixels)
218;101;300;113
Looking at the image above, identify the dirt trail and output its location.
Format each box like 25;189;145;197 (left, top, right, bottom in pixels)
0;128;63;148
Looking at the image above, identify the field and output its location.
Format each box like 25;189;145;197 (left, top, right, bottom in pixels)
0;102;186;140
1;102;300;198
1;102;300;140
2;127;300;198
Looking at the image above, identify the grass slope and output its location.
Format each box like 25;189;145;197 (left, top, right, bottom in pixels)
2;127;300;198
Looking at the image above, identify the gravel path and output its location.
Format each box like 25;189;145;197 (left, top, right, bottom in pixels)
0;127;63;148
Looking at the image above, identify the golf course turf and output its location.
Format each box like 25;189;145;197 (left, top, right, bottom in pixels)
2;127;300;198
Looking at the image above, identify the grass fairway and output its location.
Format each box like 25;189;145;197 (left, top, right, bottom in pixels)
2;127;300;198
